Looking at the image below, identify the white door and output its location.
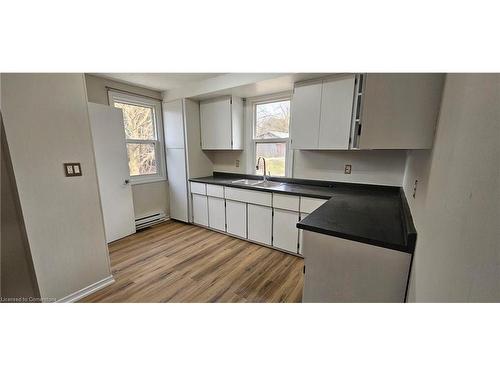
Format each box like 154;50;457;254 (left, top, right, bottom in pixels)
192;194;208;226
226;200;246;238
273;208;299;253
290;82;322;149
318;75;356;149
166;148;189;222
208;196;226;231
247;204;272;245
88;103;136;243
200;97;232;149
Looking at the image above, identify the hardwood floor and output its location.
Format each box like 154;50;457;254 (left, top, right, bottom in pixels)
82;220;304;302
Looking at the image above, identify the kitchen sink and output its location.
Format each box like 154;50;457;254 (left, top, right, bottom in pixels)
231;179;261;186
231;179;283;188
253;181;283;188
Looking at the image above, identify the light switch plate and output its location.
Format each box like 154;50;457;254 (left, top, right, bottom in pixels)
344;164;352;174
64;162;82;177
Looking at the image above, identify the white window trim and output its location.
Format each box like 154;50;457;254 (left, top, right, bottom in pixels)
108;90;166;185
250;93;293;177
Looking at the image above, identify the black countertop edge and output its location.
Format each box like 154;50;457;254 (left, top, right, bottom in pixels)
399;188;417;254
295;222;412;254
296;189;416;255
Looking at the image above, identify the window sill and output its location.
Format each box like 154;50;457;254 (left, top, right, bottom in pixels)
131;176;167;186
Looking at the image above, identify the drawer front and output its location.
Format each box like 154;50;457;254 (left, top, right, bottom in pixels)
224;187;272;207
190;182;206;195
300;197;328;213
206;184;224;198
273;193;300;211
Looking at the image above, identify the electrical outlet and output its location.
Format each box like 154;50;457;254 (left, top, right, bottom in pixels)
235;159;240;168
344;164;352;174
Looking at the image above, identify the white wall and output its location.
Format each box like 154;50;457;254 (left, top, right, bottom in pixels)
1;73;112;300
293;150;407;185
404;74;500;302
85;74;169;218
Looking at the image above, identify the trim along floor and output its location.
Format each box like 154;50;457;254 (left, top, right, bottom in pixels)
82;220;304;302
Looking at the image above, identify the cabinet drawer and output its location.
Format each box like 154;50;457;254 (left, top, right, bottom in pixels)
206;184;224;198
224;187;272;207
190;182;206;195
273;193;300;211
300;197;328;213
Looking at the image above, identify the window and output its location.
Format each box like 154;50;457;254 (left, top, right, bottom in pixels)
108;91;165;184
253;98;291;177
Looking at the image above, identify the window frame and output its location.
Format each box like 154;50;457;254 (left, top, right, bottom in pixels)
108;90;166;185
251;95;292;177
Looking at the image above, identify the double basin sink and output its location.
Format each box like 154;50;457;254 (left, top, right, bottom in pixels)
231;179;283;189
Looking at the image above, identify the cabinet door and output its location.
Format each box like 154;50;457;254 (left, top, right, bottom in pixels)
273;209;299;253
192;194;208;226
318;75;356;149
166;148;189;222
247;204;272;245
225;200;247;238
163;99;185;149
200;97;232;150
208;196;225;232
358;74;445;149
290;82;322;149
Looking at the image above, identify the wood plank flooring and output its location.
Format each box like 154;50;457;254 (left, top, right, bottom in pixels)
82;220;304;302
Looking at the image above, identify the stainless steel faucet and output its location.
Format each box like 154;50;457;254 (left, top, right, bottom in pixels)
256;157;268;182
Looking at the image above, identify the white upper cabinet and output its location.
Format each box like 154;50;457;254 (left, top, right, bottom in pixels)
290;82;322;149
354;74;445;150
318;75;356;149
290;73;445;150
200;96;243;150
291;75;355;150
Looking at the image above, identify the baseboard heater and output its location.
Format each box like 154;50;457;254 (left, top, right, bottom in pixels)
135;211;167;230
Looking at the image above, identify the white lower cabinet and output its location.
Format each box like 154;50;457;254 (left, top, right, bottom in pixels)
272;208;300;253
191;183;323;257
247;204;272;245
192;194;208;226
225;200;247;238
208;196;225;232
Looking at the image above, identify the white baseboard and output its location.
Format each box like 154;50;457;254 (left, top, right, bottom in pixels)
57;275;115;303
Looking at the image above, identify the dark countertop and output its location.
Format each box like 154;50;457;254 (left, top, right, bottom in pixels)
189;172;416;254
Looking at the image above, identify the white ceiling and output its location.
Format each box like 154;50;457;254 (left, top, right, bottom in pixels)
91;73;224;92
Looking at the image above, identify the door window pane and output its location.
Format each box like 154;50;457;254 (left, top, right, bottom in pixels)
255;142;286;177
255;100;290;139
114;102;156;140
126;143;157;176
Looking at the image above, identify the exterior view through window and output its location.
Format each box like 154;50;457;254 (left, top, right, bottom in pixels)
109;91;165;184
114;101;158;176
254;99;290;176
